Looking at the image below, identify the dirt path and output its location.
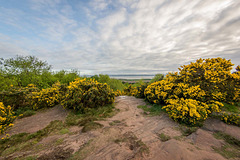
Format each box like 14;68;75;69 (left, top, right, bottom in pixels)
5;105;68;136
75;96;227;160
2;96;240;160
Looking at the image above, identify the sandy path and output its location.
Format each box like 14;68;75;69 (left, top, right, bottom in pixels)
81;96;226;160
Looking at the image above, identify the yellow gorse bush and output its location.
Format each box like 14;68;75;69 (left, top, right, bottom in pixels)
0;102;15;135
163;98;209;125
29;82;62;110
135;83;148;98
144;57;239;126
124;85;138;96
0;84;39;110
113;90;124;96
178;58;239;103
144;80;206;104
219;112;240;126
62;78;115;112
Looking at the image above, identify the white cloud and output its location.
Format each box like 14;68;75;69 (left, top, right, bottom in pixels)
89;0;111;11
0;0;240;75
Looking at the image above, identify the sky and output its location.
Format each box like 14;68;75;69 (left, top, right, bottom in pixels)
0;0;240;75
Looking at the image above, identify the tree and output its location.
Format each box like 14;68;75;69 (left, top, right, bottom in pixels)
150;74;164;83
0;55;52;87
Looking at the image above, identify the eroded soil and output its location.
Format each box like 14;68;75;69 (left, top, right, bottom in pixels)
1;96;240;160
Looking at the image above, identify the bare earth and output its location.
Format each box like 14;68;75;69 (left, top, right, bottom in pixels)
5;105;68;136
2;96;240;160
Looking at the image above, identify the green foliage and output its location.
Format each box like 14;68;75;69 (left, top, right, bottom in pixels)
214;132;240;147
0;71;18;91
62;78;115;112
213;132;240;159
150;74;164;84
132;79;145;87
158;133;171;142
0;120;66;156
137;104;163;116
13;107;36;118
92;74;125;91
222;103;240;113
65;104;117;134
53;70;80;84
81;122;103;133
0;55;52;89
59;128;70;134
179;126;198;136
0;55;81;91
109;79;125;91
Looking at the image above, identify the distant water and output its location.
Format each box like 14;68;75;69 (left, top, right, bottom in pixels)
83;75;154;79
109;75;154;79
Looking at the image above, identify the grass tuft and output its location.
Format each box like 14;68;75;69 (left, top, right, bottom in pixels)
213;131;240;159
81;122;103;133
222;103;240;114
137;104;163;116
158;133;171;142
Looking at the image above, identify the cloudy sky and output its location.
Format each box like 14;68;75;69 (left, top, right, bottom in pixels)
0;0;240;75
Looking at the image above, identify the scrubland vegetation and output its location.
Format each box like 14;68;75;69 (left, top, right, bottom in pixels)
0;55;239;136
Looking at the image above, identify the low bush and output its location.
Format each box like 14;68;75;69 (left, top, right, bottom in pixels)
28;82;63;110
113;90;124;96
124;85;138;96
0;84;39;110
163;98;209;126
135;83;148;98
0;102;16;134
218;112;240;126
62;78;115;112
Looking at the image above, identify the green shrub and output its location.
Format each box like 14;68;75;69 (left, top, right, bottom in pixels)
92;74;125;91
150;74;164;84
62;78;114;112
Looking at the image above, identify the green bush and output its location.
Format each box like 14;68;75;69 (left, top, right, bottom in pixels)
92;74;125;91
150;74;164;84
62;78;115;112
